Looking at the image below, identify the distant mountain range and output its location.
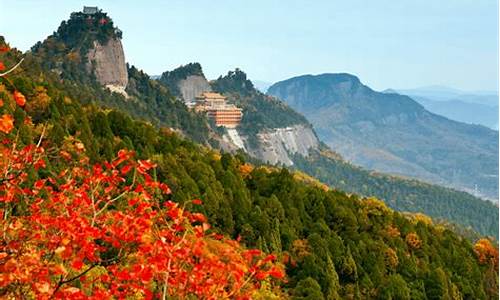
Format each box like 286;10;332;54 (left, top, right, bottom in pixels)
386;86;498;129
268;74;499;200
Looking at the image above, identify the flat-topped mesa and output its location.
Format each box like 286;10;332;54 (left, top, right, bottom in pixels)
194;92;243;128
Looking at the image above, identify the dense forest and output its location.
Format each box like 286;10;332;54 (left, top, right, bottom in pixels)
292;151;498;238
1;38;498;298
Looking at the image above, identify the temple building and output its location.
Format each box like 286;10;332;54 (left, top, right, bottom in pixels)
83;6;99;14
195;92;243;128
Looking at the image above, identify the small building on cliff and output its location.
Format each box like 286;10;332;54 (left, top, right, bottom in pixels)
195;92;243;128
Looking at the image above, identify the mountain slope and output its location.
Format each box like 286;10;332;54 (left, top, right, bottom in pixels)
268;73;499;200
21;9;498;238
2;37;498;298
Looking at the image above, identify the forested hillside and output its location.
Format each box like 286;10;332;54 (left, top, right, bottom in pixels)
210;70;498;238
1;36;498;299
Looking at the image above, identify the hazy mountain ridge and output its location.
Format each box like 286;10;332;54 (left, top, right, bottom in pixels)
268;73;499;200
385;87;499;129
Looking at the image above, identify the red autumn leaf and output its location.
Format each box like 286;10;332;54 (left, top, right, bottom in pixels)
13;90;26;107
121;164;133;175
137;159;156;174
255;271;268;280
192;199;203;205
0;114;14;134
71;260;84;270
191;213;207;223
0;45;9;52
0;61;5;71
267;266;285;279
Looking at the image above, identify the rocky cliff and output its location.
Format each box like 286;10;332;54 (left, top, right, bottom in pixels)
159;63;210;103
224;125;319;166
250;125;319;165
87;38;128;96
177;75;212;103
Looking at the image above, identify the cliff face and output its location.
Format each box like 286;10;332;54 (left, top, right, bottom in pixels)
224;125;319;166
177;75;211;103
87;38;128;95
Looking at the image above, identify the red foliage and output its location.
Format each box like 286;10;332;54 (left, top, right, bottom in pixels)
13;91;26;107
0;54;284;299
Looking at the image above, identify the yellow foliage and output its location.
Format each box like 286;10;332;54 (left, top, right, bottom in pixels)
363;197;391;216
405;232;422;250
239;163;254;176
293;171;329;191
384;248;399;269
291;239;310;261
411;213;433;225
386;225;401;238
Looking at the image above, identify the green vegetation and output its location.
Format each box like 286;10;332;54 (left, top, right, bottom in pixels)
292;150;499;238
3;34;498;299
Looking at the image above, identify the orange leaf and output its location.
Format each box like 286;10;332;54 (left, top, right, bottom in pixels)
13;91;26;107
0;114;14;134
0;62;5;71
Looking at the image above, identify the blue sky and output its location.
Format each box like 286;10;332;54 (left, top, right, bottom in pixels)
1;0;498;91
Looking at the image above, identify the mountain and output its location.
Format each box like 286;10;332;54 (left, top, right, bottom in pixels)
411;96;498;129
2;7;498;298
3;35;499;298
387;87;499;129
396;85;498;105
161;68;498;238
30;10;214;145
26;11;498;238
268;73;499;200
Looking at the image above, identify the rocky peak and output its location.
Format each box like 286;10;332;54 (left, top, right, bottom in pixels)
159;63;211;103
32;8;128;95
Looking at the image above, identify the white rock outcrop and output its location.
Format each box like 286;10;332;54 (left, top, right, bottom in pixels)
247;124;319;166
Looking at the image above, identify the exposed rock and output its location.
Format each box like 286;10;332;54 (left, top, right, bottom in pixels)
177;75;211;104
246;125;319;166
224;128;246;150
87;38;128;94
